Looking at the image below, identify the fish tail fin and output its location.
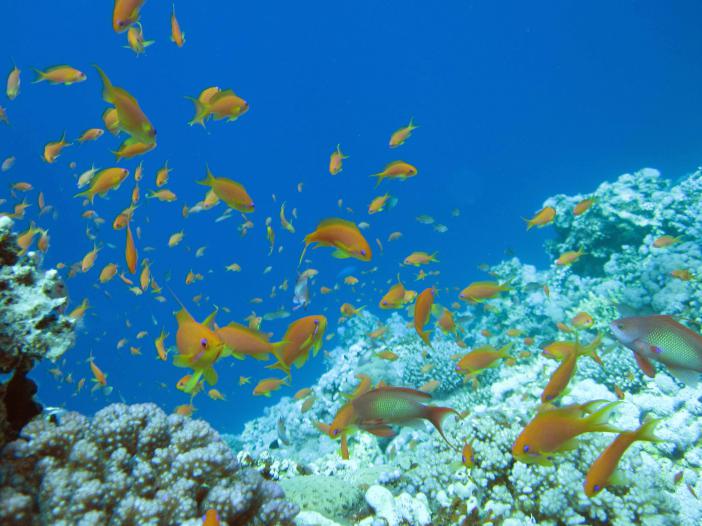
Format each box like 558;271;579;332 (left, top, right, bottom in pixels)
31;68;46;83
419;328;433;347
92;65;114;103
267;344;292;378
634;418;662;443
197;165;215;186
409;116;419;130
370;173;384;187
431;252;439;262
425;406;460;451
522;217;533;230
143;39;156;48
585;401;623;433
187;97;210;127
582;332;604;365
74;189;94;203
498;342;514;358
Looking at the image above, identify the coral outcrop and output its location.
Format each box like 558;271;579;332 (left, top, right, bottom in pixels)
233;167;702;525
0;403;298;525
0;216;75;449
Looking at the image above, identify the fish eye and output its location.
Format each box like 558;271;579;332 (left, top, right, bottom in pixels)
361;250;366;256
594;484;601;492
455;365;461;371
200;338;208;349
332;429;339;436
117;20;125;27
382;301;387;305
461;455;466;463
523;445;530;453
314;319;319;325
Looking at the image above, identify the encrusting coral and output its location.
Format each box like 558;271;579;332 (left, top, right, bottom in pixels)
0;403;299;525
232;167;702;525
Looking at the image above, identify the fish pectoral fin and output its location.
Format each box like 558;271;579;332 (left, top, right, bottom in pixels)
331;248;351;259
554;438;579;452
667;366;700;387
293;352;310;369
172;354;191;368
203;367;218;386
609;469;627;487
634;352;656;378
363;424;396;438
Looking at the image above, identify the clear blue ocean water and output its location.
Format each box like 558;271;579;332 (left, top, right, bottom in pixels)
2;0;702;433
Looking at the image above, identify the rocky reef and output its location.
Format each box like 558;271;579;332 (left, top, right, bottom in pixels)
0;403;299;525
232;167;702;525
0;216;75;449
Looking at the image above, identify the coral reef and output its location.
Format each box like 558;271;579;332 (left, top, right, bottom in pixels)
0;403;298;525
232;168;702;525
0;216;75;449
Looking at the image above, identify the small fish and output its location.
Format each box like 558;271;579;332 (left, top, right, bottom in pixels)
404;251;438;266
455;343;512;379
239;376;251;385
541;351;577;402
156;161;171;187
388;231;402;241
280;202;295;233
414;287;435;347
556;247;585;266
584;419;660;497
266;315;327;377
300;218;372;264
75;167;130;202
125;223;138;274
77;128;105;143
6;63;20;100
380;276;406;309
124;22;154;55
81;244;100;272
225;263;241;272
188;88;248;126
461;441;475;468
168;230;184;247
329;144;348;175
368;194;391;214
147;189;177;202
376;350;399;361
573;197;595;216
572;311;594;329
671;269;694;281
154;329;169;361
459;280;511;303
170;4;186;47
253;377;288;397
371;160;418;187
174;404;195;417
1;156;15;172
43;132;72;163
416;214;435;225
389;118;418;148
33;65;86;85
89;358;107;386
198;166;253;212
524;206;556;230
202;509;220;526
512;401;622;466
419;379;440;393
652;235;681;248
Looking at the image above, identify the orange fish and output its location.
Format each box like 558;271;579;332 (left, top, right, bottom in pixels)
329;144;348;175
215;322;283;361
459;280;510;303
461;441;475;468
541;351;577;402
368;194;391;214
671;269;694;281
172;305;227;394
75;167;130;202
524;206;556;230
77;128;104;143
371;160;418;187
329;402;356;438
202;509;220;526
6;63;20;100
95;65;156;145
102;107;120;135
125;223;138;273
124;22;154;55
340;303;363;317
81;244;100;272
33;65;86;85
389;118;418;148
267;315;327;377
556;247;585;266
652;235;681;248
156;161;171;187
43;132;72;163
571;311;594;329
584;419;660;497
68;298;90;320
253;377;288;397
89;358;107;386
188;89;248;126
573;198;595;216
414;287;435;346
512;401;621;466
455;343;512;378
113;138;156;160
379;276;406;309
403;251;438;266
147;189;177;202
170;4;186;47
198;166;254;212
112;0;146;32
16;222;41;254
301;218;372;264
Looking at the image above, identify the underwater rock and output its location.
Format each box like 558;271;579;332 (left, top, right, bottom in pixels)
0;403;298;525
280;475;366;523
359;485;431;526
0;216;75;449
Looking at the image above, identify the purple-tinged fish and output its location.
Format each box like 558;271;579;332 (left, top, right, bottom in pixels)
352;386;459;449
611;315;702;386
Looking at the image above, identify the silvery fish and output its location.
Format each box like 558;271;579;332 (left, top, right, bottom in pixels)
610;315;702;386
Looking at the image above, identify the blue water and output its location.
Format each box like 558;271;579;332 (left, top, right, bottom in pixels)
2;1;702;431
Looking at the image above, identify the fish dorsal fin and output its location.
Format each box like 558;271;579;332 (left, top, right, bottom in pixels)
203;308;218;328
373;386;432;401
176;307;195;325
317;217;358;231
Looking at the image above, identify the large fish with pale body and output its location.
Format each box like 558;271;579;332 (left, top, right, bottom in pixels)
610;315;702;386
